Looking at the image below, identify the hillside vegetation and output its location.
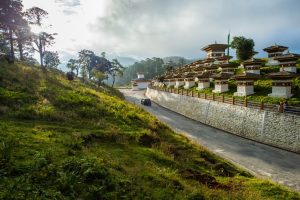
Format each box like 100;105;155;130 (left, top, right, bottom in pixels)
0;60;299;199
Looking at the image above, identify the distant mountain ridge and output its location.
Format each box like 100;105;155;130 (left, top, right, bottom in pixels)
163;56;198;65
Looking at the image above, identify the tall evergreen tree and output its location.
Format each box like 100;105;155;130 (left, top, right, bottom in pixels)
66;58;77;74
110;59;124;87
0;0;24;62
44;51;60;68
231;36;255;61
25;7;56;67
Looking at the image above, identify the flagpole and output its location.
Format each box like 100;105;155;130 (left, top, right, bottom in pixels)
227;31;230;56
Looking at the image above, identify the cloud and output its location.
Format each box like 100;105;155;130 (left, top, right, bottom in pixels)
88;0;300;58
54;0;81;15
54;0;81;7
22;0;300;65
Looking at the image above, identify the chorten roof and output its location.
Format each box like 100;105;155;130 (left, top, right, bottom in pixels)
266;71;298;80
218;62;239;68
232;72;261;80
203;64;219;70
263;45;288;53
201;43;229;52
202;58;216;63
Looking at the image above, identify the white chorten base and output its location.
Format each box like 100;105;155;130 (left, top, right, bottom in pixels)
268;86;293;98
167;82;175;88
266;59;280;66
234;86;254;96
174;81;185;88
213;84;229;93
197;82;210;90
280;67;297;73
246;69;260;75
184;81;195;89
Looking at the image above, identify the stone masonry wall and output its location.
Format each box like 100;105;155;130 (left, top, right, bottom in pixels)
146;88;300;153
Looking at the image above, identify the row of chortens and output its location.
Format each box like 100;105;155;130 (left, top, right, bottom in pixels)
151;43;300;98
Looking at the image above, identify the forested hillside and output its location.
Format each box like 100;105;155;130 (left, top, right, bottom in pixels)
116;56;193;86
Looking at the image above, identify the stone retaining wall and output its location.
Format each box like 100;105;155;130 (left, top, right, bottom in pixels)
146;88;300;153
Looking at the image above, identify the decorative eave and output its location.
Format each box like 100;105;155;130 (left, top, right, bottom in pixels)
273;53;300;62
180;68;193;73
232;72;261;81
212;72;233;80
203;58;216;63
218;62;239;69
243;58;266;66
263;45;288;53
216;55;232;61
193;66;205;72
165;78;176;82
172;73;184;79
182;72;196;79
196;72;210;79
203;64;219;70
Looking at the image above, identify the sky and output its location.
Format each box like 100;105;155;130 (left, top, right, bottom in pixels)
22;0;300;65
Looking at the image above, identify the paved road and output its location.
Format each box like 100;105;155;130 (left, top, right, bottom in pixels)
120;89;300;192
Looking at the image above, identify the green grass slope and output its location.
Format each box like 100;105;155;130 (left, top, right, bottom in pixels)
0;60;299;199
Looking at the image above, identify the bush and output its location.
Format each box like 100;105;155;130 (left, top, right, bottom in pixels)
260;66;280;75
58;158;130;199
0;88;36;107
66;72;75;81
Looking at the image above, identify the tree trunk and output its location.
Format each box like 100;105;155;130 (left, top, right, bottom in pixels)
112;75;115;88
18;40;24;61
38;36;44;67
88;70;91;80
76;68;79;76
9;28;15;63
39;50;43;67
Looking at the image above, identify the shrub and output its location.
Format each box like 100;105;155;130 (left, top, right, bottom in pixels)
58;158;130;199
13;105;37;120
66;72;75;81
260;66;280;75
